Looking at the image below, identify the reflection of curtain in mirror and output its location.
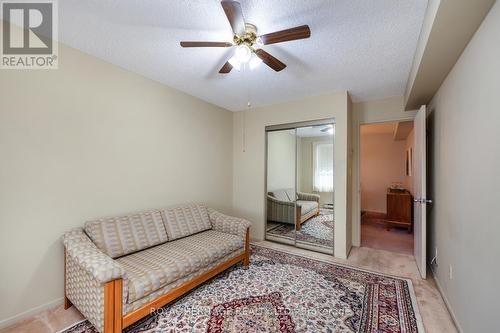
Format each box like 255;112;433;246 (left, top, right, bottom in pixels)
313;142;334;192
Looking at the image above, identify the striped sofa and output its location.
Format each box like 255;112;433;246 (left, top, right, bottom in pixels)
267;189;320;230
63;204;251;333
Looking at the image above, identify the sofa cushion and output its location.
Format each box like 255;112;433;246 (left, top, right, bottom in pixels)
84;210;168;259
269;189;290;202
297;200;319;215
160;204;211;241
116;230;244;303
285;188;297;201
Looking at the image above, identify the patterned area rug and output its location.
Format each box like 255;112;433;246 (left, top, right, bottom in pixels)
60;245;422;333
267;208;334;248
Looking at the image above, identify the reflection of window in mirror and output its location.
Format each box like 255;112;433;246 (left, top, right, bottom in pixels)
313;142;334;193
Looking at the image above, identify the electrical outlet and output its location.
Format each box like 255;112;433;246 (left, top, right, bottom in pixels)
449;265;453;280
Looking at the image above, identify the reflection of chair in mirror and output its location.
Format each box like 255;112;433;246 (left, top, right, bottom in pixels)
267;188;320;230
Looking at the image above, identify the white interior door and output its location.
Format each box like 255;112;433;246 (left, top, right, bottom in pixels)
413;105;428;279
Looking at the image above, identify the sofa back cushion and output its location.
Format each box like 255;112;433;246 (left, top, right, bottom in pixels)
84;210;168;259
269;189;290;202
160;204;212;241
285;188;297;201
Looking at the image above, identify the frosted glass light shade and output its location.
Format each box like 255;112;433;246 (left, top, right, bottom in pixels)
235;45;252;63
249;54;262;70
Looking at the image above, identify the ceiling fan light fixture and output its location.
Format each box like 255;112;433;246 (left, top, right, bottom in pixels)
235;44;252;63
249;53;262;70
255;36;264;47
180;1;311;74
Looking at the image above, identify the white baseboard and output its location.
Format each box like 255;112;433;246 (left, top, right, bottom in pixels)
428;265;463;333
0;297;63;329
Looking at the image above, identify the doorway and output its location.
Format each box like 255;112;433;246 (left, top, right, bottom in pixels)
359;121;414;255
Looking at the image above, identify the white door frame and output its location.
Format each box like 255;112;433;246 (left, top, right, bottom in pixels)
352;116;415;247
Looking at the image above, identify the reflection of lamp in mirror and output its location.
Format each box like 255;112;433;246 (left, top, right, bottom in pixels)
321;124;334;135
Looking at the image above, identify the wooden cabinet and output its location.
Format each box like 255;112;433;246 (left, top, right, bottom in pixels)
386;189;413;232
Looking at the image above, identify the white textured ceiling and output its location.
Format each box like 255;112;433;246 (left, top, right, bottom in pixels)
59;0;428;111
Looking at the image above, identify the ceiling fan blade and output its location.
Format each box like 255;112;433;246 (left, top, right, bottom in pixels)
255;49;286;72
221;1;246;36
219;61;233;74
260;25;311;45
180;41;232;47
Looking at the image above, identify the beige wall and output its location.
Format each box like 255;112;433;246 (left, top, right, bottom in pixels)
360;129;407;214
297;136;334;205
0;42;233;326
404;129;415;195
427;2;500;332
232;92;351;258
267;130;295;191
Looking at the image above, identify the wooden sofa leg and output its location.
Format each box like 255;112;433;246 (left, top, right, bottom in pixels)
104;281;114;333
64;249;73;310
243;228;250;266
295;206;302;231
64;296;73;310
114;280;123;333
104;279;123;333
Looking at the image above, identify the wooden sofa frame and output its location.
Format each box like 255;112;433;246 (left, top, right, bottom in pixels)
65;228;250;333
295;206;320;231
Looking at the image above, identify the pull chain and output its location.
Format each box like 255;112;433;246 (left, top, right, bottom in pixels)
243;62;251;153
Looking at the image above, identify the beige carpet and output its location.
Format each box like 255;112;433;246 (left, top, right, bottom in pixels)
361;213;414;255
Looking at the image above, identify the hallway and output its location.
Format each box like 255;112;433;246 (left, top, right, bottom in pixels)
361;212;413;255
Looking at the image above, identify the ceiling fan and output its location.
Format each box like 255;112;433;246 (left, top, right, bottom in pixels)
180;0;311;74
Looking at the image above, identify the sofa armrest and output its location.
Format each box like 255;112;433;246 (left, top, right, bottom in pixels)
297;191;320;202
267;195;295;224
208;208;251;238
63;228;125;284
63;228;125;332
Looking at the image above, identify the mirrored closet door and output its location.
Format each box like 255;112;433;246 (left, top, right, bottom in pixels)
265;119;335;255
265;128;297;246
295;124;334;253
